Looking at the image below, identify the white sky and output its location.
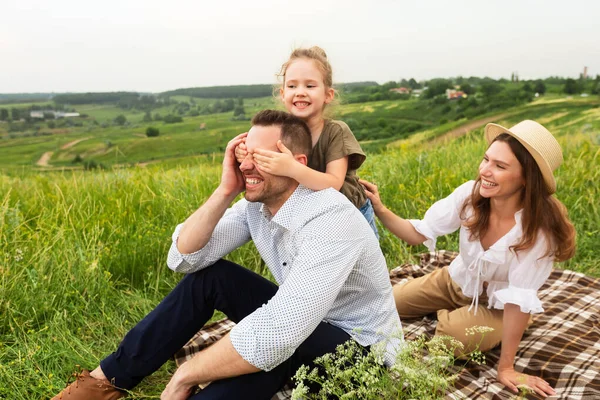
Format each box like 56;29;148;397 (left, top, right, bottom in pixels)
1;0;599;93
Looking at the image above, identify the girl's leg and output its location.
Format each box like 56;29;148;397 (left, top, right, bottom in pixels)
359;198;379;239
436;305;504;356
394;266;470;319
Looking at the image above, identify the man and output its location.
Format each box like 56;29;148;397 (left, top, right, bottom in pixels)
54;110;401;400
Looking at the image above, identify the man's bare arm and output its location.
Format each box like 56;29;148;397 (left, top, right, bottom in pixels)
176;133;247;254
160;334;259;399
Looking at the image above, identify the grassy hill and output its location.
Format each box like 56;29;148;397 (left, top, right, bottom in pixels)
0;96;599;398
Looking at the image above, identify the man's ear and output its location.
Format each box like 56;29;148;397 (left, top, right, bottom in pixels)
294;154;308;166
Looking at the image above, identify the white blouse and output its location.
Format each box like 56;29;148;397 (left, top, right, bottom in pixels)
409;180;553;315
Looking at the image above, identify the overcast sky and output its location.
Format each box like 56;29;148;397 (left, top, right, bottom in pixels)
1;0;599;93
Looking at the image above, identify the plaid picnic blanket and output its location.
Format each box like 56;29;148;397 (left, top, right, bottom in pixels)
174;250;600;399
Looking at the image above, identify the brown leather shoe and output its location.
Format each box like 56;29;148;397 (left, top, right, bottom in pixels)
52;369;125;400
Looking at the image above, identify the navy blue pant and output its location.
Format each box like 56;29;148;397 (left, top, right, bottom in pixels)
100;259;353;399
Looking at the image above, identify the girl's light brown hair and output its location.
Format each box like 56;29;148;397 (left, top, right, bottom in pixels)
278;46;333;88
460;133;576;262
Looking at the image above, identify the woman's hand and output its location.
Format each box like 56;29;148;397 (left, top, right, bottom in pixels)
359;179;385;214
497;366;556;398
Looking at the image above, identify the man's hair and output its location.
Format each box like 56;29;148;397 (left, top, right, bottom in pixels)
251;110;312;158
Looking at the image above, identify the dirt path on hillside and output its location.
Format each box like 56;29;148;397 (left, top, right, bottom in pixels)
426;113;515;147
61;136;92;150
36;151;53;167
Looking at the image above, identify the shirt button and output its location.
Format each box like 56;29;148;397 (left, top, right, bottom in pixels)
282;262;287;266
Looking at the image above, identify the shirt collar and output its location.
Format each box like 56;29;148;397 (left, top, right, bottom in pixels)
258;184;311;231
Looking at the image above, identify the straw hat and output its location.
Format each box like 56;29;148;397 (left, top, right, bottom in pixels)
484;120;563;194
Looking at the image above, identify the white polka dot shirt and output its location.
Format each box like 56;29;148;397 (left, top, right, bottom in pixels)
167;185;402;371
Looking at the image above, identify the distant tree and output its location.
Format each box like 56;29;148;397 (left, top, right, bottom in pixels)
382;81;397;91
480;81;502;98
154;113;163;121
408;78;420;89
522;82;533;93
233;105;245;117
534;80;546;95
143;111;152;122
72;154;83;164
223;98;235;112
593;75;600;95
0;109;8;121
114;114;127;125
47;121;56;129
424;79;452;98
460;83;475;95
237;97;244;106
146;126;160;137
212;100;224;113
11;108;20;120
563;78;579;94
163;114;183;124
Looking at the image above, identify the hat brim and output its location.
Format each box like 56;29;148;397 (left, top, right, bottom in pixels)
484;123;557;194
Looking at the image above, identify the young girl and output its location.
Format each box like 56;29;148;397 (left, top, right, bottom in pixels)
235;46;378;237
360;120;576;398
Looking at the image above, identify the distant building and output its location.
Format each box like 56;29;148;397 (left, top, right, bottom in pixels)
583;66;588;79
446;89;467;100
30;110;80;119
389;87;410;94
412;88;425;97
55;112;80;118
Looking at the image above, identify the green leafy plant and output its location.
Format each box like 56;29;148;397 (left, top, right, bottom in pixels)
292;327;493;400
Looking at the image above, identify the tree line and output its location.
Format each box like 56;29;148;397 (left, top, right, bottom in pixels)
161;84;273;99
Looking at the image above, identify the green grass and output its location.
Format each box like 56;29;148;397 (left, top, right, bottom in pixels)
0;98;599;398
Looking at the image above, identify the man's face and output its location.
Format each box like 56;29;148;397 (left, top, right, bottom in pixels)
239;125;296;211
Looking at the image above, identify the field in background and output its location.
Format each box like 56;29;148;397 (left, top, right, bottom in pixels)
0;97;599;398
3;91;583;173
0;96;277;172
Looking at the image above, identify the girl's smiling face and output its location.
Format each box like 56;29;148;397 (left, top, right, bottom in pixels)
280;58;334;123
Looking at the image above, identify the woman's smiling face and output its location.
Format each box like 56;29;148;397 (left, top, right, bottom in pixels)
478;140;526;201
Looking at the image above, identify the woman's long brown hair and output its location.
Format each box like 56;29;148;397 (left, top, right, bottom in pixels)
460;133;576;262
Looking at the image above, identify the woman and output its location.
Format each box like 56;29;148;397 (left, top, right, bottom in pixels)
360;120;576;398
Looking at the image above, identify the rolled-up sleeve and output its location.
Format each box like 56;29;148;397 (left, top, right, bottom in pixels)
167;199;252;273
229;205;363;371
489;234;553;314
409;180;474;251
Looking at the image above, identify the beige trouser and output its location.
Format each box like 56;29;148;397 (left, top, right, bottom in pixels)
394;266;515;356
